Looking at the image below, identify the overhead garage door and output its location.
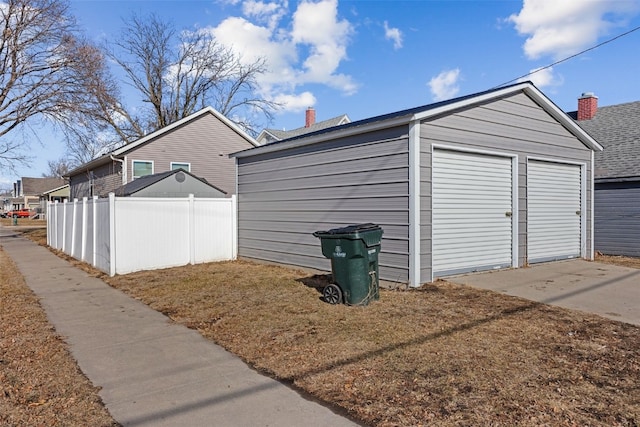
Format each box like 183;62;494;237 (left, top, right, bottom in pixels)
528;160;582;263
432;149;513;277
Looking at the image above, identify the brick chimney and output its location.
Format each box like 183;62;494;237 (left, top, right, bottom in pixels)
305;107;316;128
577;92;598;120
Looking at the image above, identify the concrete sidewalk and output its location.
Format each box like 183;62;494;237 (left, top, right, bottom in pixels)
0;227;361;427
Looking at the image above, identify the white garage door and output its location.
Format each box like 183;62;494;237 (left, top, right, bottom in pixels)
528;160;582;263
432;149;513;277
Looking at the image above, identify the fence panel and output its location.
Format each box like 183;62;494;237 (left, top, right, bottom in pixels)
114;197;191;274
83;200;94;264
48;195;235;276
93;198;111;273
193;197;236;263
70;200;84;260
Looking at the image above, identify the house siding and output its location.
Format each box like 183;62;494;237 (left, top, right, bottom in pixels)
69;161;122;199
594;181;640;256
237;126;411;282
125;113;253;195
68;110;254;199
419;92;593;283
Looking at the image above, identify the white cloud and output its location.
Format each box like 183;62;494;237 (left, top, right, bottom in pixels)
517;66;563;88
271;91;317;112
242;0;288;29
383;21;403;50
208;0;357;113
508;0;640;60
428;69;461;101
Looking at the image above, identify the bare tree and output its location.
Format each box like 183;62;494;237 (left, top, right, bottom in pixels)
104;14;279;137
0;0;118;172
42;158;72;178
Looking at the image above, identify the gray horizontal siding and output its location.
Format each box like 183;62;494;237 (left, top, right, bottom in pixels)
594;182;640;256
237;128;411;282
420;92;593;282
126;113;254;195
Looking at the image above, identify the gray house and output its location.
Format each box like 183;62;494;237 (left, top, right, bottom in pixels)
256;107;350;145
570;93;640;256
66;106;258;199
113;169;226;198
232;82;602;287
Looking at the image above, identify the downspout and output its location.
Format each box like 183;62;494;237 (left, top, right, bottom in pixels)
110;155;126;185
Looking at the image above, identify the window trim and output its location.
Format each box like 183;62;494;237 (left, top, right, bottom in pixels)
170;162;191;172
132;160;154;179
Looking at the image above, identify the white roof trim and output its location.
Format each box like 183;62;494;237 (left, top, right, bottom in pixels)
113;106;259;156
256;129;280;143
232;82;602;159
41;184;70;195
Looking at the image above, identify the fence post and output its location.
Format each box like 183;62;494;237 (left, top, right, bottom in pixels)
81;197;88;261
61;201;67;253
71;198;79;257
231;195;237;259
109;193;116;276
189;194;195;265
51;201;58;249
93;196;98;268
46;202;51;246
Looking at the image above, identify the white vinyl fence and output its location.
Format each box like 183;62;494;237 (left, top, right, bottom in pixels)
47;194;236;276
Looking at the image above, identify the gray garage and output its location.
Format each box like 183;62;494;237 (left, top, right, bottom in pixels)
232;82;602;287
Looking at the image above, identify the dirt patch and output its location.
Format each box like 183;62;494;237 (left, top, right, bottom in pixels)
101;260;640;426
0;247;118;426
596;253;640;269
0;218;47;228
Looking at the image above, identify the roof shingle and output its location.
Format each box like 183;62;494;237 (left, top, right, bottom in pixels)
571;101;640;180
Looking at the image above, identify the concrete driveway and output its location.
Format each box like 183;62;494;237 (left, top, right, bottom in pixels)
448;259;640;326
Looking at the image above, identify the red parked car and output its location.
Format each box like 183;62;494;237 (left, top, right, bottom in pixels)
8;209;31;218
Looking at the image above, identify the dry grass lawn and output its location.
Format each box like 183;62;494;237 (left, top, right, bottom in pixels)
14;229;640;426
0;242;118;426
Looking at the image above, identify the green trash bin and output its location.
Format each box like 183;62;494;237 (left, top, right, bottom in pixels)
313;223;383;306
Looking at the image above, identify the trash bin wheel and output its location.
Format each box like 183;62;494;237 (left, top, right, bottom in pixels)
323;284;343;305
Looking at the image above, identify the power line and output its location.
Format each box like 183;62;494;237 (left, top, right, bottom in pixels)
495;24;640;88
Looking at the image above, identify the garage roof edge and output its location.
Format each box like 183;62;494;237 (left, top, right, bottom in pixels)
231;82;602;159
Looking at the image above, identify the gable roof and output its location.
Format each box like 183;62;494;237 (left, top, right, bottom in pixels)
66;106;259;176
569;101;640;181
21;177;66;195
257;114;350;143
233;82;602;159
113;168;226;197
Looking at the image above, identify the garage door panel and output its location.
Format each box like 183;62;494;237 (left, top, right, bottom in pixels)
528;160;581;262
433;149;513;277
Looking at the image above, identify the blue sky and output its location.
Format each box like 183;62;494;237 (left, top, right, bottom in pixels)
3;0;640;187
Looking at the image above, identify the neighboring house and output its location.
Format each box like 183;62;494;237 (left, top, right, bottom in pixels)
256;107;350;145
232;82;602;287
10;177;66;213
569;93;640;256
113;169;226;198
65;106;259;199
39;184;70;216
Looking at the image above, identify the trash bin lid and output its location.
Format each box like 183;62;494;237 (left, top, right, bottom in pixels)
323;223;380;235
313;224;383;247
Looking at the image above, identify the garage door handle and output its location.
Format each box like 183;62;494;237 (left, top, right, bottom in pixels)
505;211;512;217
576;210;581;216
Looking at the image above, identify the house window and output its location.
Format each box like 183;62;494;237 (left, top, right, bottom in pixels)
171;162;190;172
132;160;153;179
